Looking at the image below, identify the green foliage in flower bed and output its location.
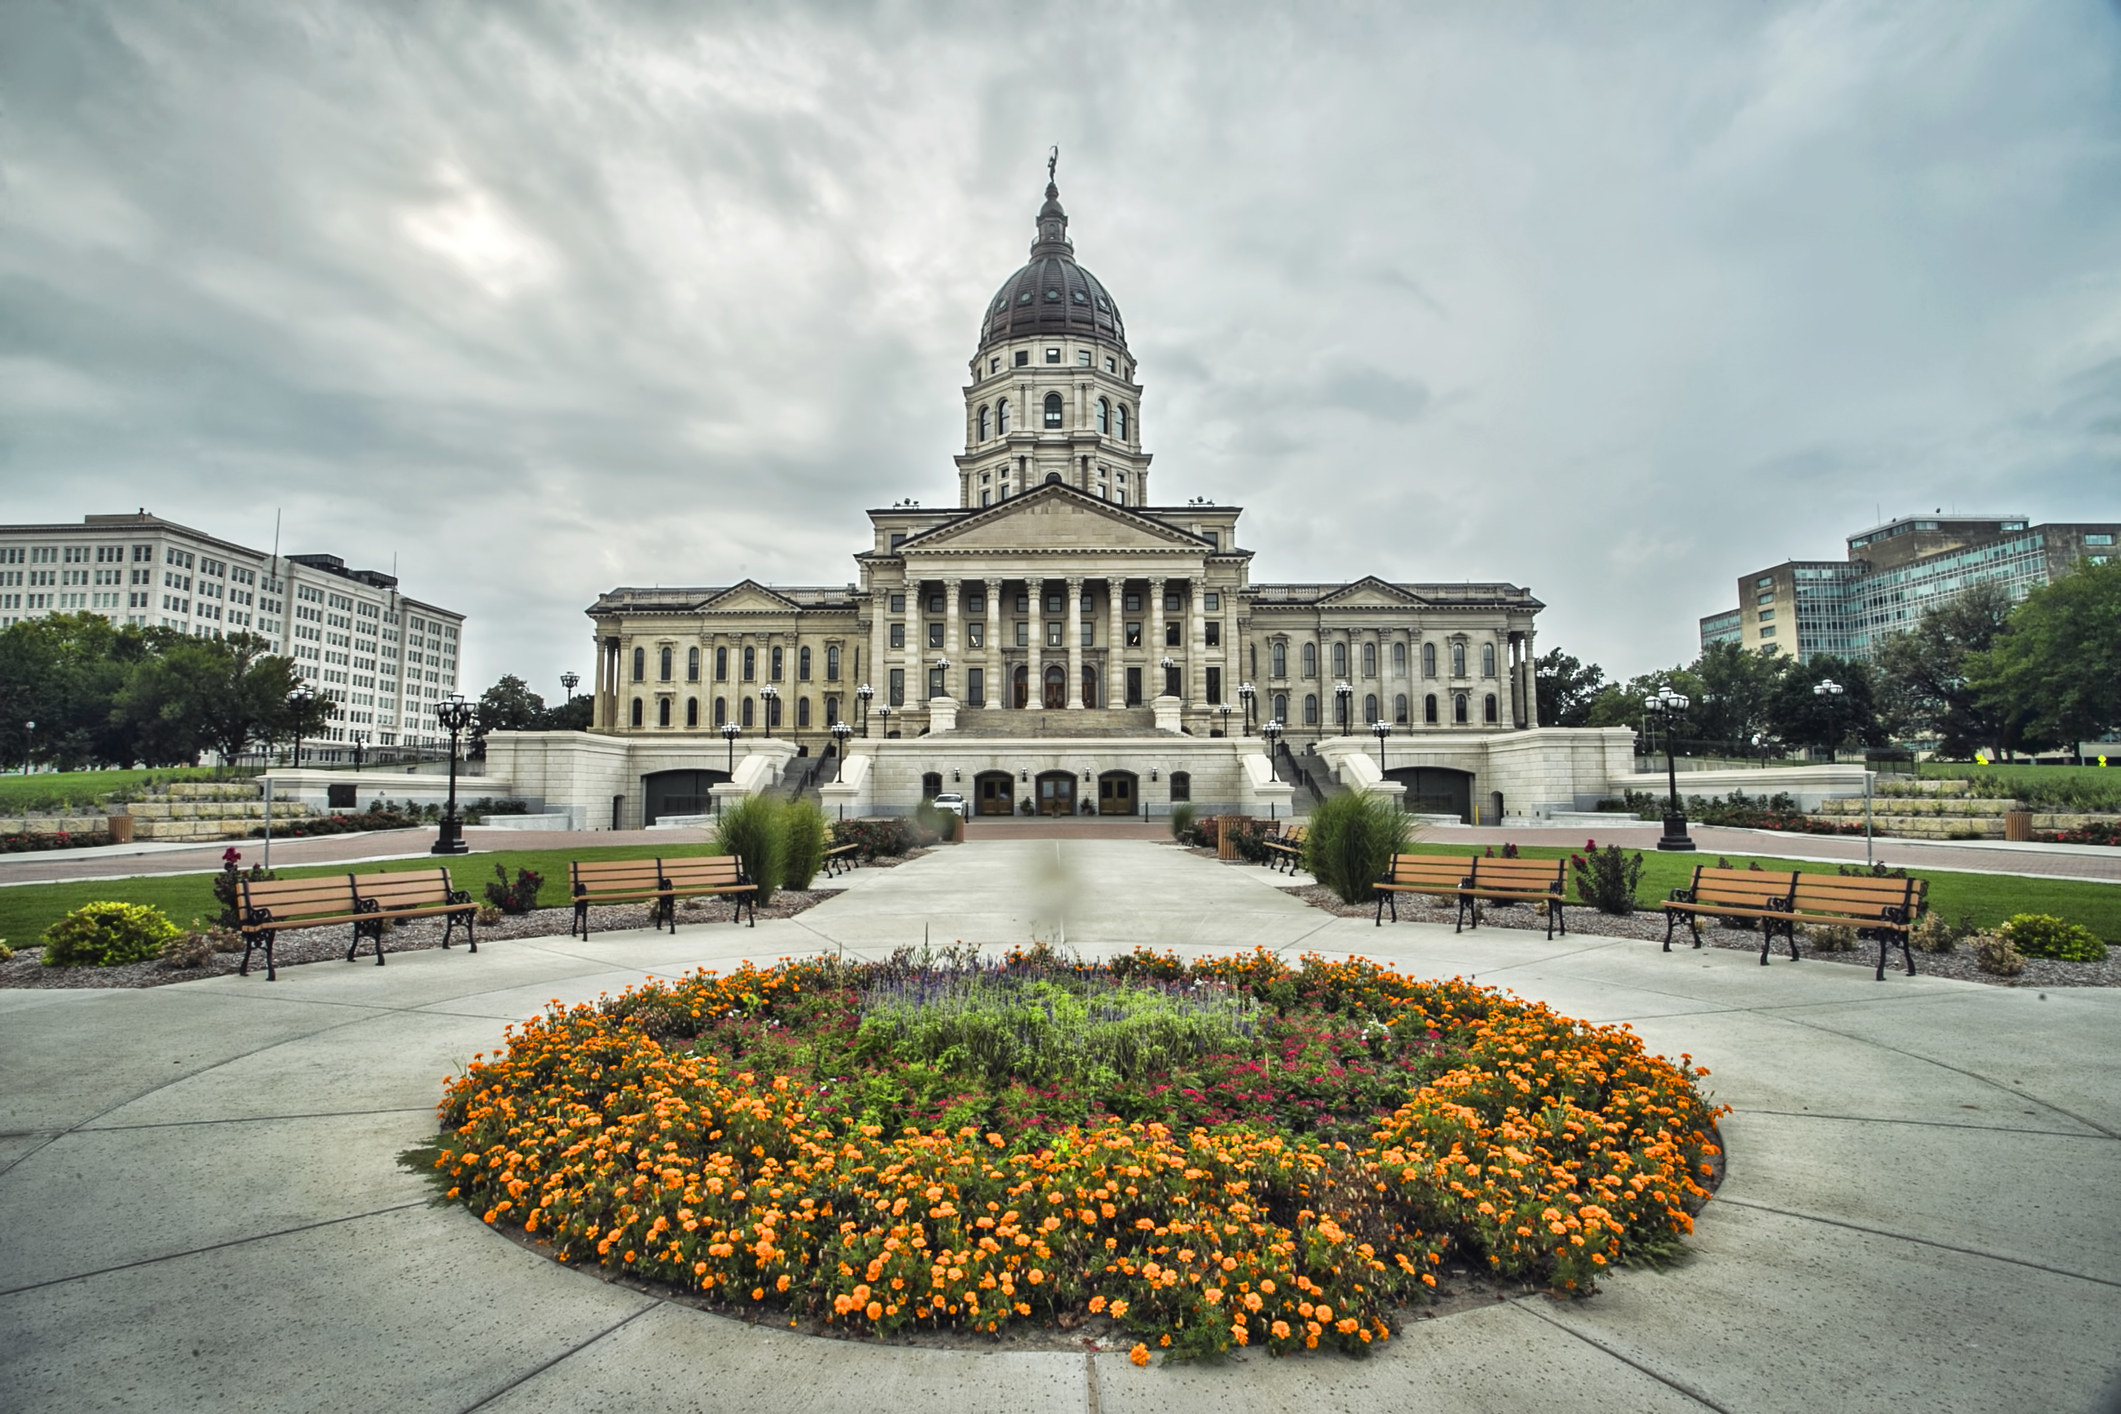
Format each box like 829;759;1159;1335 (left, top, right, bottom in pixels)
2;830;115;853
831;817;916;860
1570;844;1646;915
41;901;181;967
1918;765;2121;813
1998;913;2108;962
1302;793;1411;904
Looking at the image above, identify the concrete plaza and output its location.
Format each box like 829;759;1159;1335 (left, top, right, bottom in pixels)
3;839;2117;1412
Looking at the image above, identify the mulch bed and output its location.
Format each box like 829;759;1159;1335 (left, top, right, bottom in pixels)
1282;883;2121;989
0;887;846;991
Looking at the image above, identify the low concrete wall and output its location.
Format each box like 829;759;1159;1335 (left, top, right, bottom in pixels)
1610;765;1871;811
477;812;583;831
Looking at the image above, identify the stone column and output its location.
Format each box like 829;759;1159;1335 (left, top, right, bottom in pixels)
592;637;607;729
1189;576;1207;709
902;578;923;708
1106;578;1124;709
1148;579;1165;697
943;578;961;698
1524;629;1540;727
1066;575;1085;709
1024;577;1043;710
867;588;888;716
984;578;1003;709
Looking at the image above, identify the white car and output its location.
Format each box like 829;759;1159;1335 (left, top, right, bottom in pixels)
929;792;970;818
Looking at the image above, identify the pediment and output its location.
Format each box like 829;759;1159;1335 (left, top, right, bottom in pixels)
1316;577;1424;609
904;486;1204;553
698;580;801;613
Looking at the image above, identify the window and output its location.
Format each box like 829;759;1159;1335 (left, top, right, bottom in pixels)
631;647;645;682
1126;622;1142;647
1124;591;1141;611
1081;620;1095;646
1302;642;1318;677
997;399;1010;433
1014;350;1029;367
889;593;906;613
742;697;755;727
1484;693;1499;724
1332;642;1348;678
928;622;944;649
1424;693;1438;724
1303;693;1319;725
657;697;672;728
798;696;812;728
1395;693;1409;724
1096;398;1109;432
825;695;839;725
1393;642;1407;676
714;696;726;726
1207;667;1222;704
1362;642;1377;677
1756;576;1773;588
1045;347;1061;364
659;646;673;681
1204;592;1219;611
1422;642;1437;677
1016;621;1029;646
928;666;944;698
1116;405;1129;439
1271;642;1287;677
1127;667;1143;706
743;645;756;680
1451;642;1466;677
2086;534;2113;546
1043;393;1064;428
1165;621;1181;647
630;697;644;727
888;669;905;706
715;646;728;680
1454;693;1469;724
1273;692;1288;722
967;622;984;648
1760;625;1777;638
1362;692;1377;723
967;667;983;703
1165;661;1182;696
687;646;700;681
826;645;840;680
1758;608;1775;621
770;646;784;679
1046;621;1063;647
890;623;905;649
978;406;990;440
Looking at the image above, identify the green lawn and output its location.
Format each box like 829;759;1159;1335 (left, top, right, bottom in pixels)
0;843;724;948
1396;841;2121;941
0;768;234;814
1919;761;2120;781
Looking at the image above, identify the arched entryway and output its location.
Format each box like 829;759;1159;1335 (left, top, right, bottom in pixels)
1385;766;1473;823
973;770;1015;816
1081;666;1099;709
1034;770;1076;816
642;768;729;825
1096;770;1138;816
1042;665;1065;710
1013;665;1029;709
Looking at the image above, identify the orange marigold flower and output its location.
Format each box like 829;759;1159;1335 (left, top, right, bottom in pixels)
1271;1320;1291;1340
1129;1343;1151;1367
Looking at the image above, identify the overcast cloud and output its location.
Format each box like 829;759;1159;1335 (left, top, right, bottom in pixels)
3;0;2117;696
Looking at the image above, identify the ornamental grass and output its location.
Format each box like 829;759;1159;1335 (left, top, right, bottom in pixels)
433;946;1722;1362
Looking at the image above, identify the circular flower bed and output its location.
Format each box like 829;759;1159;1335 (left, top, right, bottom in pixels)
433;946;1722;1360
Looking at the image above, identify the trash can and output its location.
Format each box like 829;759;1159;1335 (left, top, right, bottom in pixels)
107;813;135;844
2002;810;2033;842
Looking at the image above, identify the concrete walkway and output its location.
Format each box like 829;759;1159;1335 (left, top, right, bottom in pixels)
3;840;2117;1412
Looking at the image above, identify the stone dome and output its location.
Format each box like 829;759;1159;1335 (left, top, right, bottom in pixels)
977;181;1127;353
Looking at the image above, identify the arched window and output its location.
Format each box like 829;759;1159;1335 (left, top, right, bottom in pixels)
1395;693;1409;724
741;697;754;727
798;646;812;680
1043;392;1064;428
1096;398;1110;433
1332;642;1348;678
1484;693;1499;723
630;697;644;727
1393;642;1407;676
1454;693;1469;724
1362;692;1377;723
1117;404;1129;439
659;646;673;681
1271;641;1287;678
1424;693;1438;724
768;694;782;728
1302;643;1318;678
826;645;840;680
997;399;1010;434
1451;642;1467;677
1273;692;1288;723
1482;643;1497;677
1303;693;1319;725
978;405;990;440
824;696;838;726
1362;642;1377;677
770;646;784;680
715;646;728;680
797;696;811;728
657;697;671;727
1169;771;1191;802
742;645;756;681
685;697;698;727
1422;642;1436;678
687;646;700;681
713;696;726;727
631;647;645;682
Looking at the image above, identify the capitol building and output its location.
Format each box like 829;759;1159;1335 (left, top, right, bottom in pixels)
491;173;1628;827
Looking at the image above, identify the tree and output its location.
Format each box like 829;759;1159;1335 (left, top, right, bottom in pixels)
1870;580;2018;758
1534;648;1606;727
114;633;330;765
477;675;547;732
1971;558;2121;752
1765;655;1883;753
1689;642;1787;753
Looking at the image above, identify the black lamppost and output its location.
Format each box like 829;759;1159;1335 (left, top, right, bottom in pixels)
830;720;854;782
1261;719;1283;782
1648;685;1695;852
1218;702;1233;737
934;655;950;703
1160;655;1179;701
1371;719;1391;771
350;730;367;770
1237;681;1255;734
760;683;779;739
288;686;315;768
1334;680;1353;738
1813;678;1845;763
876;703;893;739
560;670;579;727
21;720;32;776
857;682;874;737
431;693;475;855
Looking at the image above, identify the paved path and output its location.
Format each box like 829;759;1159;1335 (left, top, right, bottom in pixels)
3;841;2118;1412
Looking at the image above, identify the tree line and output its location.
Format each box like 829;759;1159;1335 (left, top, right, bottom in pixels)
1536;557;2121;759
0;614;335;769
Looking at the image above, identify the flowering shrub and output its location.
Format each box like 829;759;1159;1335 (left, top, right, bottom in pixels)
2041;820;2121;847
1570;846;1645;915
485;866;544;916
1;831;114;853
434;948;1722;1361
833;818;915;861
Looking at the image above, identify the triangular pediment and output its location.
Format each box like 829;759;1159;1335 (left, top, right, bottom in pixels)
1317;577;1425;609
903;485;1205;553
698;580;802;613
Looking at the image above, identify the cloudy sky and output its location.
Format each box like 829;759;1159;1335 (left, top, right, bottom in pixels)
5;1;2117;698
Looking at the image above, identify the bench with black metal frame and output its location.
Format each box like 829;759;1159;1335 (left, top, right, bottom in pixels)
822;842;861;878
238;875;365;982
658;855;757;927
1262;825;1309;874
351;867;477;959
1662;865;1803;965
1787;873;1927;981
1374;854;1480;929
1458;855;1570;939
570;856;756;937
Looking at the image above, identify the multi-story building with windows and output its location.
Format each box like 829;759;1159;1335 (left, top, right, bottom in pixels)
1700;515;2119;663
0;514;465;746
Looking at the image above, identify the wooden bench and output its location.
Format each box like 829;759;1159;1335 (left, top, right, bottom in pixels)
1663;866;1803;965
351;868;477;958
1373;854;1479;929
1262;825;1309;873
238;875;364;981
570;856;756;938
1788;873;1928;980
1459;856;1570;939
823;842;861;877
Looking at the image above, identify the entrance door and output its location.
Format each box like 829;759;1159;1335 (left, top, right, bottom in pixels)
1097;771;1137;816
1081;666;1099;709
1035;771;1076;816
1043;665;1066;709
1013;665;1029;709
974;770;1015;816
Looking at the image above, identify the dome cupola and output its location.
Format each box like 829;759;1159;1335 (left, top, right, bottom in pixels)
978;168;1127;353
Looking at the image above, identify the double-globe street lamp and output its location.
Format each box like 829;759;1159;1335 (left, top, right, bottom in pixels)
1334;680;1353;739
1372;719;1391;771
1237;681;1256;734
830;720;854;784
1812;678;1845;763
1261;719;1284;782
856;683;875;737
1647;685;1696;852
430;693;476;855
287;686;316;768
21;720;33;777
759;684;779;740
560;670;580;725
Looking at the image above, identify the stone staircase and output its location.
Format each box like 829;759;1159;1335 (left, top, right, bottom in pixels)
120;781;317;842
949;707;1165;738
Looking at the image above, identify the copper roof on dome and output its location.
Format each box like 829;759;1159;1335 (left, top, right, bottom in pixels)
978;177;1127;354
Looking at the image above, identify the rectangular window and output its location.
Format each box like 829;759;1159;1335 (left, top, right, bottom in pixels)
966;622;984;648
967;592;986;614
967;667;984;702
1077;350;1091;365
1126;666;1142;706
1205;621;1221;647
1016;621;1029;647
889;593;906;612
888;669;905;706
928;667;945;698
890;533;907;551
1760;625;1776;638
1756;576;1773;588
1014;350;1029;367
1046;621;1063;647
927;622;944;648
2087;534;2114;546
1126;622;1142;647
1105;356;1116;373
927;593;944;613
1015;592;1029;612
1044;592;1062;614
1045;347;1061;363
1163;590;1180;611
1081;621;1094;646
1165;622;1181;647
890;623;905;649
1207;667;1222;704
1204;592;1220;611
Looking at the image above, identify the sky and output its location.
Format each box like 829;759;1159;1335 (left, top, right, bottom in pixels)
4;0;2118;701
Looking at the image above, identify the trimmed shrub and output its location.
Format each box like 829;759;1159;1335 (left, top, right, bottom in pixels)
1908;911;1965;954
160;929;216;970
1169;803;1197;841
1971;934;2025;976
42;902;181;968
1571;845;1646;916
1802;923;1857;953
1302;793;1412;905
717;794;788;906
1998;913;2108;962
782;800;828;890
